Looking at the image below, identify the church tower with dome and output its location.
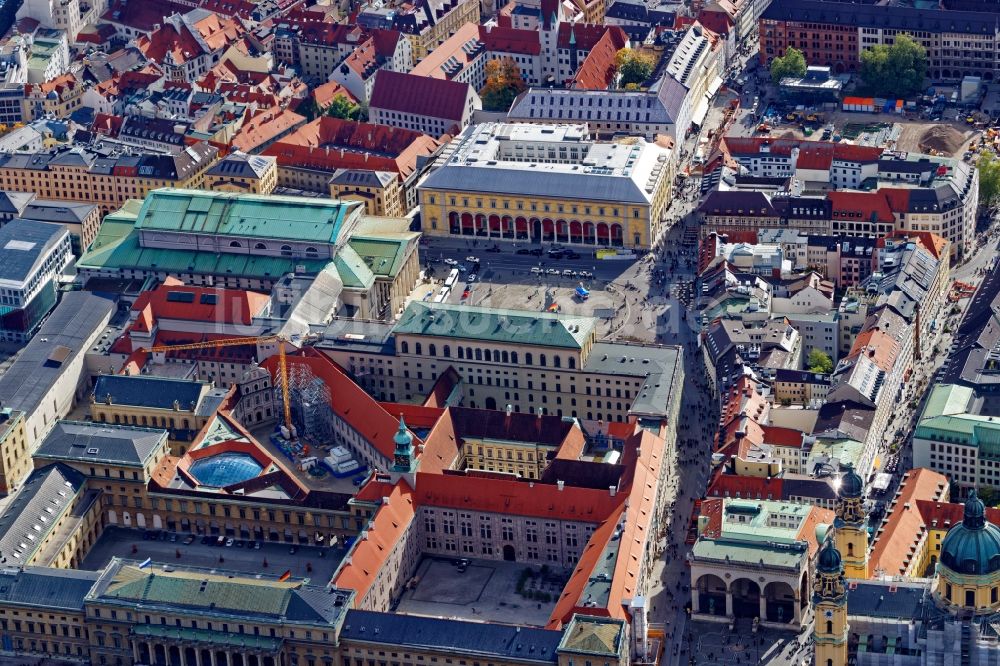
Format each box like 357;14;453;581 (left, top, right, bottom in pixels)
933;490;1000;614
813;536;849;666
834;464;869;579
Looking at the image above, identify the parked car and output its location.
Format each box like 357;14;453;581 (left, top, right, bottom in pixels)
516;248;532;255
529;248;544;256
183;535;196;545
169;533;177;542
225;537;234;547
235;540;245;548
216;536;226;546
562;269;574;277
546;268;560;275
201;535;212;545
579;271;593;279
444;258;457;266
486;245;502;253
530;267;542;274
465;256;479;263
253;541;262;550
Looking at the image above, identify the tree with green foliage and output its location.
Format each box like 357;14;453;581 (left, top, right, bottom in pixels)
859;34;927;98
615;48;656;88
769;47;806;85
326;94;366;121
480;58;527;112
978;150;1000;210
807;348;834;374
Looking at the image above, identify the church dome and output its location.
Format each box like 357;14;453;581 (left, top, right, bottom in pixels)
939;490;1000;576
838;464;863;499
817;538;843;574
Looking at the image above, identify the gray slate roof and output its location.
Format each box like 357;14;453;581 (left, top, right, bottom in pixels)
0;462;86;566
0;291;114;416
0;565;99;611
0;218;67;283
341;610;562;662
33;421;167;467
92;374;208;411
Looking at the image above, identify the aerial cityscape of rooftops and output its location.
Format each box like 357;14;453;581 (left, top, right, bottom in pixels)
3;0;1000;661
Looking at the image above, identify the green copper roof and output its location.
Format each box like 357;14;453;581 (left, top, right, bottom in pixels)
922;384;976;420
557;616;624;657
693;499;812;569
334;244;375;289
133;625;283;650
133;188;362;244
349;234;415;277
393;302;596;349
101;565;293;617
807;437;864;470
78;226;331;280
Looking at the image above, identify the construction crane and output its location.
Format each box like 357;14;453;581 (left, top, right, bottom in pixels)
139;334;302;435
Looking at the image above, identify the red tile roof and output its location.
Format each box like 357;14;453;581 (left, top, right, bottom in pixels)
869;468;949;577
556;23;611;50
570;27;627;90
312;81;358;109
262;117;439;179
102;0;189;31
415;470;622;522
827;191;895;224
479;24;540;55
847;328;900;372
706;472;783;501
761;425;805;448
231;107;306;153
129;280;271;327
370;70;472;123
333;479;417;605
274;350;423;463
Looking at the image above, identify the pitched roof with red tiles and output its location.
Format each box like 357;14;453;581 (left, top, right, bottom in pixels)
479;24;540;55
869;468;949;577
275;350;424;464
130;281;271;327
880;229;949;261
92;113;124;137
706;472;784;501
415;470;622;522
570;27;627;90
312;80;359;109
548;429;666;628
102;0;189;31
796;504;836;558
411;23;481;80
296;23;367;47
231;107;306;153
370;70;472;123
916;499;1000;532
847;328;900;372
556;23;612;50
136;22;204;65
262;117;439;179
761;425;805;448
191;11;245;51
827;191;896;225
333;479;417;605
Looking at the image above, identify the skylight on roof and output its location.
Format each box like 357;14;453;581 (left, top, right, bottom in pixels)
4;240;36;251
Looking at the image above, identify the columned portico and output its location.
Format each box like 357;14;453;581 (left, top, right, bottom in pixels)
130;628;281;666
